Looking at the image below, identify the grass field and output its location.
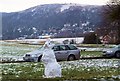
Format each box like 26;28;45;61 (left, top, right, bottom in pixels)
1;59;120;80
1;41;103;61
1;41;120;80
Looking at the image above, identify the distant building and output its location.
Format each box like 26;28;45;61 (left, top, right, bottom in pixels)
102;35;111;44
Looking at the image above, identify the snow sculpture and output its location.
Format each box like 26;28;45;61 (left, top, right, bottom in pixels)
41;39;61;78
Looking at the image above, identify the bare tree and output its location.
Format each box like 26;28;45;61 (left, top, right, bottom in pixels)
103;0;120;44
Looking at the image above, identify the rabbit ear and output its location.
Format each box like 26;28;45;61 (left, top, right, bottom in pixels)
45;39;51;45
46;38;51;43
43;38;51;48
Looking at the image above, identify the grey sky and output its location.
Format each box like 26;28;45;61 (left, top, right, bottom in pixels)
0;0;109;12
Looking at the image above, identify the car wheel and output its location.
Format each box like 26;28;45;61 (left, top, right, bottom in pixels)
67;55;75;61
38;55;42;62
115;52;120;58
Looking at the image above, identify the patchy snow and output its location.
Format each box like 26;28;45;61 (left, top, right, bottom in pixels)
60;59;120;69
31;12;37;16
72;23;78;27
61;4;80;12
32;27;37;33
82;21;90;26
79;47;109;51
91;10;95;13
82;8;86;12
18;37;84;44
61;5;71;12
17;28;21;32
32;27;37;30
31;8;36;12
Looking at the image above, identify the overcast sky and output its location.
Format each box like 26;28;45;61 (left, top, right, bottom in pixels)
0;0;109;12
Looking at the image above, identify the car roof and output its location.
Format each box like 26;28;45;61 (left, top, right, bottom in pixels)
54;44;76;46
54;44;67;46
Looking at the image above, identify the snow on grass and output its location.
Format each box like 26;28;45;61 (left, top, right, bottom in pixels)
1;41;41;61
0;41;116;61
60;59;120;69
1;41;120;80
1;59;120;80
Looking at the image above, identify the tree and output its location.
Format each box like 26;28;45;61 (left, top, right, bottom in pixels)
83;32;101;44
103;0;120;44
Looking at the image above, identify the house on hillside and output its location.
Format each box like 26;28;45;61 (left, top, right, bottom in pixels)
101;35;111;44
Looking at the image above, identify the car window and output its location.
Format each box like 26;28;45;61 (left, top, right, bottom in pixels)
118;45;120;49
59;45;69;50
115;45;120;49
52;46;60;51
68;45;77;50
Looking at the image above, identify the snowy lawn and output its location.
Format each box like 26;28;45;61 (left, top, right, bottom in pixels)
1;41;40;61
80;51;102;57
1;41;104;61
1;59;120;80
1;41;120;80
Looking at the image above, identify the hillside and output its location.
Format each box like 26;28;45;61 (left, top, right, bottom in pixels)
2;4;104;39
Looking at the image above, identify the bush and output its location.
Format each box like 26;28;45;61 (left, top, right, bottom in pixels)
83;32;101;44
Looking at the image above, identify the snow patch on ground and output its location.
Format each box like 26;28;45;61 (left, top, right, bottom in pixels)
60;59;120;69
79;47;109;51
17;37;84;44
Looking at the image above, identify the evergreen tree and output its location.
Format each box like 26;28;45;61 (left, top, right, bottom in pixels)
83;32;101;44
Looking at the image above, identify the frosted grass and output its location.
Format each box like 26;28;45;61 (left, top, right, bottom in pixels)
1;59;120;80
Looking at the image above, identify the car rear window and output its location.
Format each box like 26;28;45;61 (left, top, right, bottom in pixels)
68;45;77;50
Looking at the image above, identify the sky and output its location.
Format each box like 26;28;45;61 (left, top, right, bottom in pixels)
0;0;109;12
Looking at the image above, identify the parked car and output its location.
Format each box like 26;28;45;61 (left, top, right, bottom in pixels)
102;45;120;58
23;44;80;62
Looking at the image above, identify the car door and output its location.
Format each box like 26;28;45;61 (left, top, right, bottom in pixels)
52;45;69;60
52;46;61;60
58;45;69;60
